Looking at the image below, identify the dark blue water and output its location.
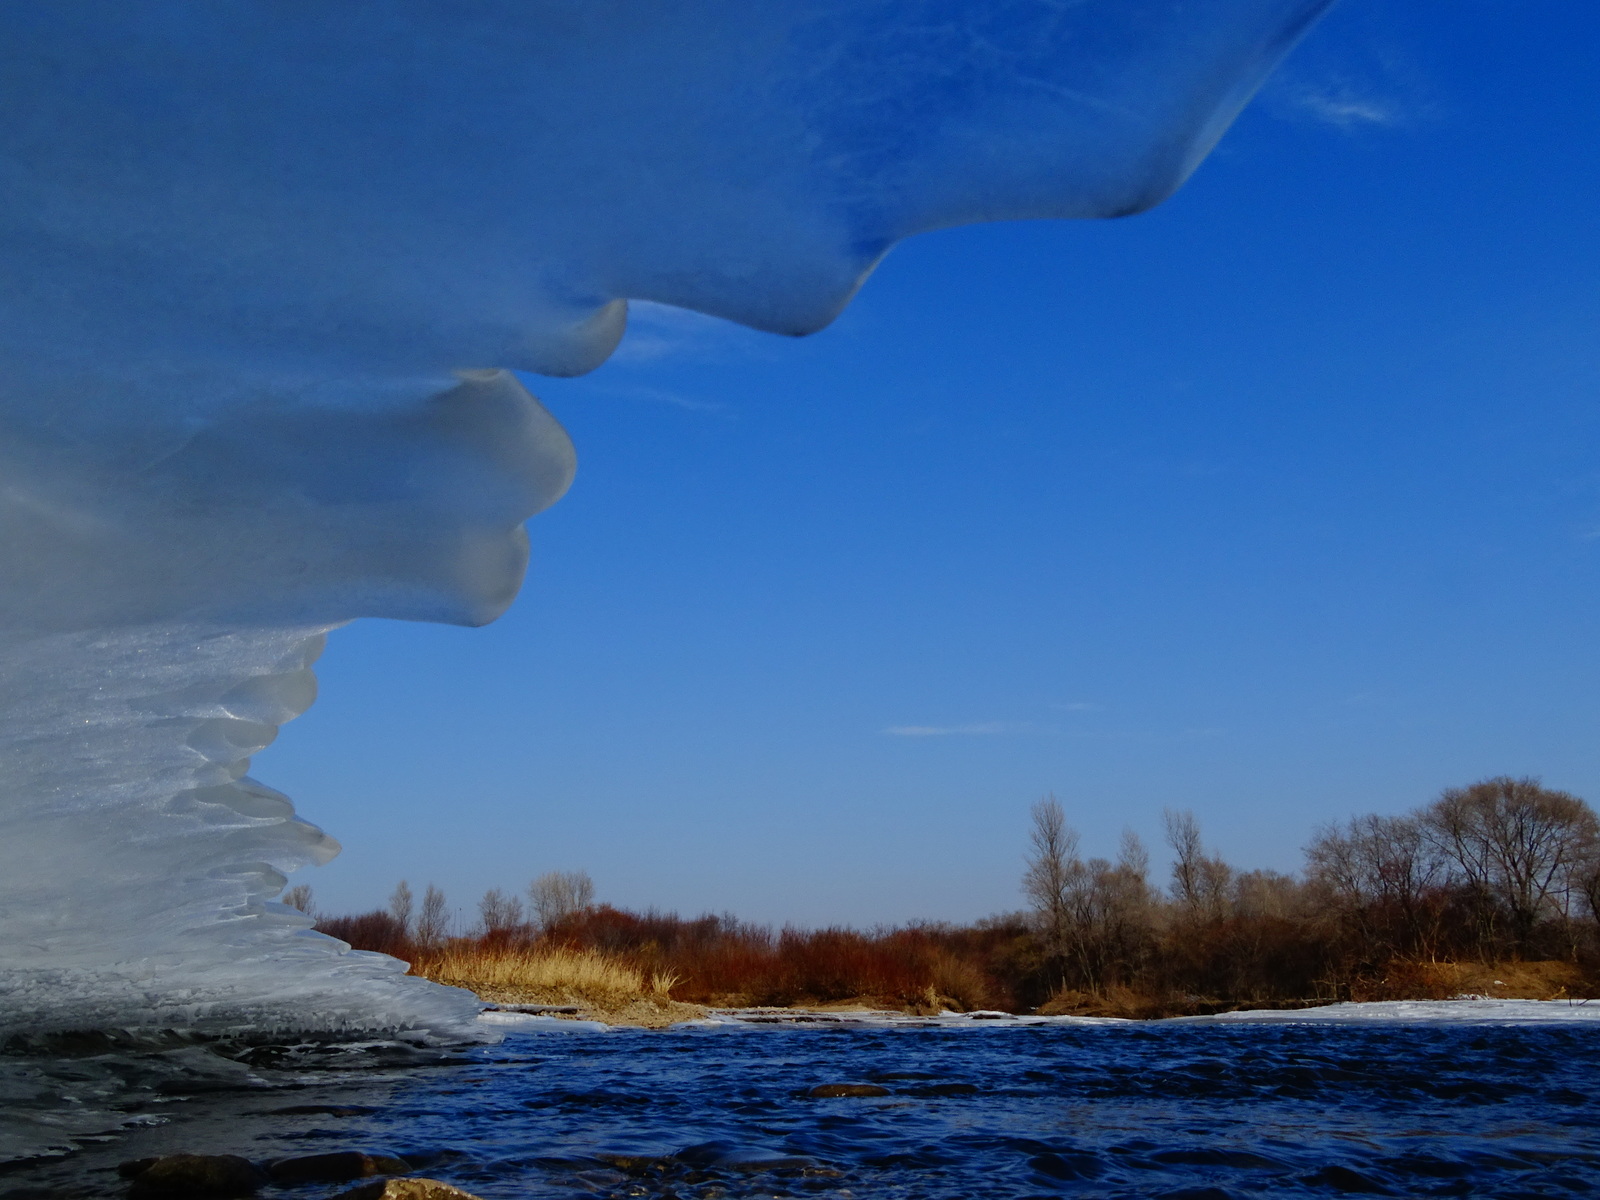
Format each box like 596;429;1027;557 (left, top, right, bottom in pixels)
7;1021;1599;1198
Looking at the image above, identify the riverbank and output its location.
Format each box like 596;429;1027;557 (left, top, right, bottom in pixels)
401;933;1600;1027
479;995;1600;1033
320;885;1600;1025
1032;959;1596;1019
411;944;709;1028
467;958;1599;1029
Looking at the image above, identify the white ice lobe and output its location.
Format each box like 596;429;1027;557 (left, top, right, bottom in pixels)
0;368;572;1042
0;1;1330;1039
0;625;459;1037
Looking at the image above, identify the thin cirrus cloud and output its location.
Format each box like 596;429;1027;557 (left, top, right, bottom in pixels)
882;721;1033;738
589;382;729;414
611;299;767;365
1282;82;1400;129
1263;50;1434;134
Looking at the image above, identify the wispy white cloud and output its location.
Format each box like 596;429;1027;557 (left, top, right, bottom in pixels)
1263;43;1435;134
611;299;763;365
590;382;728;414
1279;82;1401;130
882;721;1030;738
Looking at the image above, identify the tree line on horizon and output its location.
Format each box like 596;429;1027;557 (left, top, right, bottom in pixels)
1018;776;1600;1012
297;775;1600;1015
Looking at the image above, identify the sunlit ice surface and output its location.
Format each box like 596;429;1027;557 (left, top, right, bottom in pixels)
0;0;1332;1082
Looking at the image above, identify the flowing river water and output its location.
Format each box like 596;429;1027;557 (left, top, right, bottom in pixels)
4;1007;1599;1198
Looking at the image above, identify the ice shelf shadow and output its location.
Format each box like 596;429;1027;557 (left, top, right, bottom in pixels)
0;1;1331;1058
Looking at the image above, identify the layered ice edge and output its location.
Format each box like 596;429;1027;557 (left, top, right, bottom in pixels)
0;623;483;1042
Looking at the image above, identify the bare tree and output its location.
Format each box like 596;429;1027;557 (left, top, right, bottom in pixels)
1164;809;1202;913
1197;855;1234;922
1118;828;1150;885
1307;813;1446;957
282;884;315;916
1020;800;1161;993
387;880;414;934
1578;847;1600;944
1164;809;1230;922
1022;795;1080;963
415;883;449;946
478;887;525;935
1090;830;1158;985
1231;869;1302;921
1424;776;1600;956
528;870;596;932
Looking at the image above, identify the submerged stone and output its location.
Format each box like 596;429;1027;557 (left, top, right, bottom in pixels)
267;1152;412;1183
120;1154;265;1198
896;1082;980;1097
807;1083;890;1098
331;1181;485;1200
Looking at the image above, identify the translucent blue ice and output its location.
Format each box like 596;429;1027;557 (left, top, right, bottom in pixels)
0;1;1330;1040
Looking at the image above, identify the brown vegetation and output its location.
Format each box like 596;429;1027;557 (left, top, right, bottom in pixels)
312;776;1600;1022
316;905;1030;1017
417;943;701;1027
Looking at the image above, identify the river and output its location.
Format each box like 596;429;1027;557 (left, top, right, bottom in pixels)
5;1004;1598;1198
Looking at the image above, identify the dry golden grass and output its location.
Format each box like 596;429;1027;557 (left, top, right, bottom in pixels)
414;944;646;1006
1031;960;1600;1018
409;943;705;1027
1386;959;1596;1002
928;951;994;1012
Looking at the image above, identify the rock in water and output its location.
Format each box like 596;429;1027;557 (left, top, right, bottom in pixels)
808;1083;890;1097
267;1151;413;1184
120;1154;265;1198
333;1181;485;1200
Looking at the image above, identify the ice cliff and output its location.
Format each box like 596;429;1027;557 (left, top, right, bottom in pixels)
0;1;1330;1039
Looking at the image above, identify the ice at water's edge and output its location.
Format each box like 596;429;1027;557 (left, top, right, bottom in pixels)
0;623;488;1042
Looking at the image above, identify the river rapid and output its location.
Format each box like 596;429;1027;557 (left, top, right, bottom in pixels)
4;1007;1599;1198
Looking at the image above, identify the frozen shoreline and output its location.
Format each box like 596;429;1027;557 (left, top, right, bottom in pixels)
1175;997;1600;1025
477;996;1600;1033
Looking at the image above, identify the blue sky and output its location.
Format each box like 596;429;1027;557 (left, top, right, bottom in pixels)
266;1;1600;929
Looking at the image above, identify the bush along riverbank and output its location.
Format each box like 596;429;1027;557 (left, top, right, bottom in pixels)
306;776;1600;1023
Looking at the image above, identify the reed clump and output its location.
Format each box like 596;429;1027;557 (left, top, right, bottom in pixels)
403;941;702;1027
415;943;648;1008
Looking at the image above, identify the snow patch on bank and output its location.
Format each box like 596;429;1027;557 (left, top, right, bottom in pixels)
1180;999;1600;1025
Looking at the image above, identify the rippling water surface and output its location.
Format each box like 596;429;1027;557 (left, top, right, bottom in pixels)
6;1017;1600;1198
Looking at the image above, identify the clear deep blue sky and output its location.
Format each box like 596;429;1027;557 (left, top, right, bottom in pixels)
267;1;1600;929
